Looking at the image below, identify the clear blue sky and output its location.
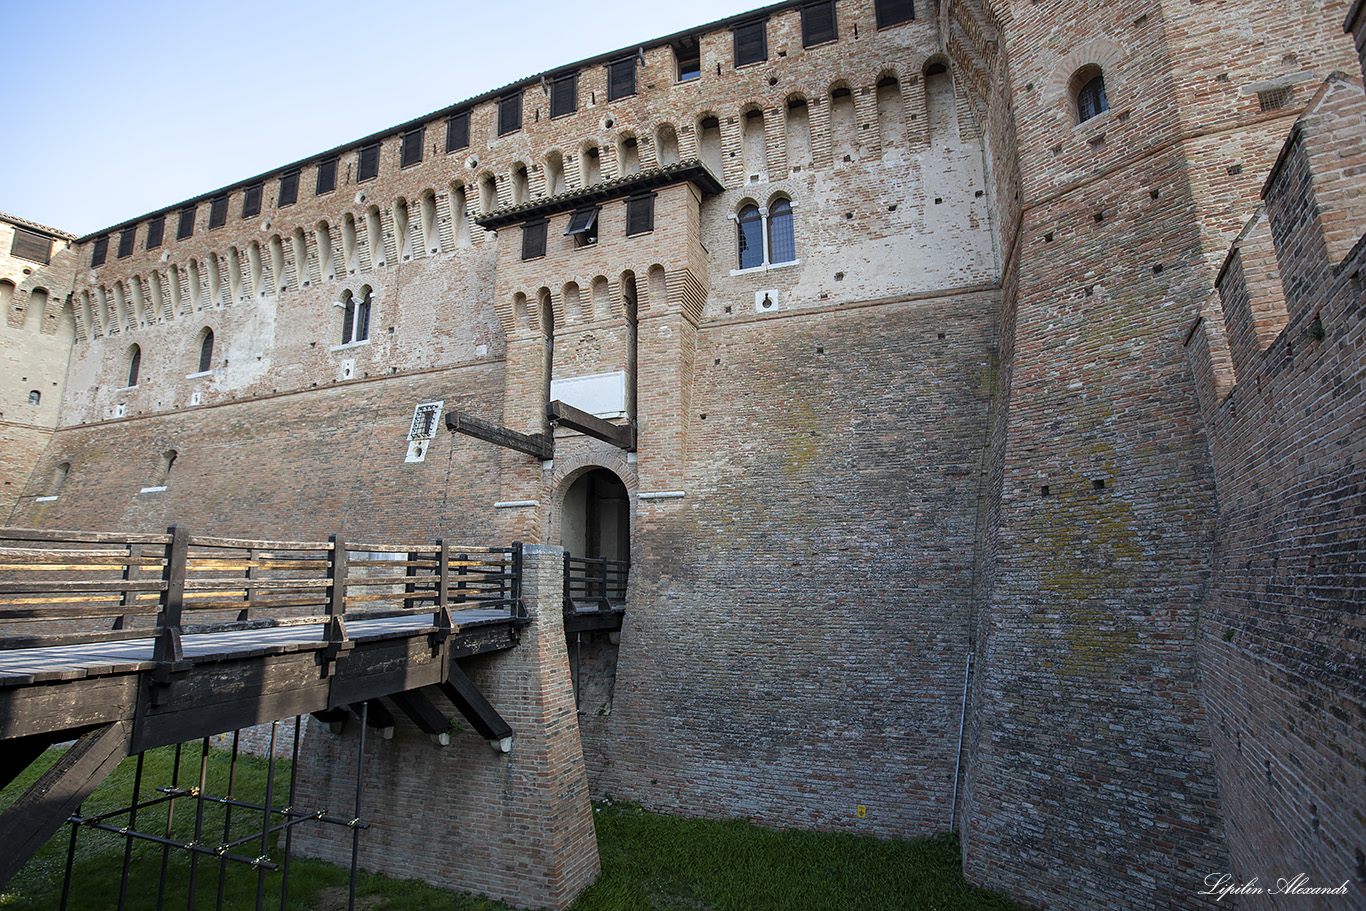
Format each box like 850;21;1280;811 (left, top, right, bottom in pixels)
2;0;753;237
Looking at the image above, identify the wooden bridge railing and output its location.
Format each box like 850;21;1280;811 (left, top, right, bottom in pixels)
563;554;628;614
0;526;524;654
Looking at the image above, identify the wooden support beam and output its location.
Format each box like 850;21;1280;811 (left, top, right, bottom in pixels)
445;409;553;460
0;721;131;888
352;699;395;731
438;664;514;743
548;400;636;451
389;688;452;736
0;731;66;791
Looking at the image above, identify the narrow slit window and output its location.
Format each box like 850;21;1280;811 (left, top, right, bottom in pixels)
875;0;915;27
117;226;137;259
734;20;768;67
11;227;52;264
208;194;229;229
177;205;196;239
608;57;637;100
551;74;577;118
316;157;339;195
626;194;655;236
446;111;470;151
499;93;522;136
357;143;381;181
522;220;548;259
401;126;424;168
278;169;300;207
565;207;599;246
91;236;109;267
242;183;263;218
802;2;837;47
145;215;165;250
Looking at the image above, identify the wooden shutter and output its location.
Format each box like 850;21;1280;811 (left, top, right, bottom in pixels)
146;215;165;249
446;112;470;151
402;127;424;168
10;227;52;264
733;21;767;66
608;58;636;101
242;184;263;218
316;158;338;195
875;0;914;28
802;2;837;46
551;75;577;118
521;220;547;259
626;195;655;236
358;143;380;181
209;195;229;228
91;236;109;267
117;226;136;258
499;94;522;136
279;170;300;207
177;205;196;239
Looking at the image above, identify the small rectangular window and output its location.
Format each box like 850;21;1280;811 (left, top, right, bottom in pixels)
521;219;547;259
316;157;338;195
608;57;637;101
674;37;700;81
242;183;263;218
626;194;655;236
357;142;381;181
550;74;577;118
733;20;767;67
401;126;424;168
145;215;165;249
499;93;522;136
802;2;837;46
278;169;300;207
875;0;914;28
177;205;196;239
208;194;229;229
91;236;109;267
11;227;52;264
117;226;137;258
564;207;599;246
446;111;470;152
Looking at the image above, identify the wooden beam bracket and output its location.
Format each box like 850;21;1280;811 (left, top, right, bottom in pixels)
446;409;553;460
547;400;637;451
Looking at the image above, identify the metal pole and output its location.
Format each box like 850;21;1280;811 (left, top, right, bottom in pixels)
157;742;184;911
950;653;972;831
59;801;80;911
118;752;146;911
349;703;369;911
256;722;279;909
279;715;302;911
187;737;210;910
216;731;240;911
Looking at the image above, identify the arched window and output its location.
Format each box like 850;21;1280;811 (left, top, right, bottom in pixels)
127;345;142;387
341;288;371;345
1074;67;1109;123
737;205;764;270
198;329;214;373
27;390;40;405
736;198;797;270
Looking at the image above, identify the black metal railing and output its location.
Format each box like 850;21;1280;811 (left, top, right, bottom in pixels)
563;554;629;614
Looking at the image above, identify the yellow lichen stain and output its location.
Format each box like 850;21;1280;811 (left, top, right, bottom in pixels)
1036;469;1143;676
783;401;821;478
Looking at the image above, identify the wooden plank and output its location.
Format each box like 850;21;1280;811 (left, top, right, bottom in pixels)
445;409;553;459
548;399;637;451
187;535;332;550
0;528;170;545
388;688;452;736
0;721;131;888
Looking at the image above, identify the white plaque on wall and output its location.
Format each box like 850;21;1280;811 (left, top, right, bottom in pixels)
549;371;626;419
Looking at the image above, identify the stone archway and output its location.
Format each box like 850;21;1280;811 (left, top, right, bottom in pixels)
559;467;630;563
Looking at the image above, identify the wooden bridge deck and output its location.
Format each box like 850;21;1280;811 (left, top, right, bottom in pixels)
0;526;530;886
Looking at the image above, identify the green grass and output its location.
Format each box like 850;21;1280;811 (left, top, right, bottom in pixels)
2;749;1029;911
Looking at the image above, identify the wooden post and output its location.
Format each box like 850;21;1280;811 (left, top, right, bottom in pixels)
598;557;611;612
325;535;349;650
153;525;190;664
434;540;452;634
511;543;524;620
563;552;572;614
239;546;257;623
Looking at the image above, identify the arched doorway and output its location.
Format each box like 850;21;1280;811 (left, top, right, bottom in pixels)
560;468;629;562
